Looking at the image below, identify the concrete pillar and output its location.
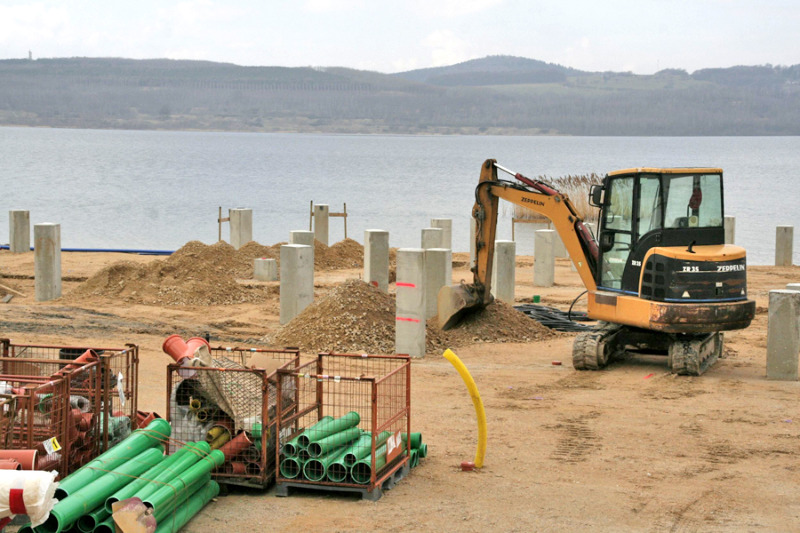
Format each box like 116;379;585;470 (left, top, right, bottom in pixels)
724;216;735;245
364;229;389;292
534;229;555;288
469;218;477;270
430;218;452;251
279;244;314;325
290;230;315;266
421;227;443;250
314;204;329;246
254;258;278;281
395;248;426;358
787;283;800;292
491;240;516;303
766;289;800;380
9;210;30;253
776;225;794;266
290;230;315;247
229;208;253;250
34;223;61;301
424;248;451;319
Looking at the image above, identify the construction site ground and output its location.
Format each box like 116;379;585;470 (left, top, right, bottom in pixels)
2;245;799;532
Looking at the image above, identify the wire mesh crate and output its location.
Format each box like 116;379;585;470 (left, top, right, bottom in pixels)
0;339;139;477
166;346;301;488
0;394;18;448
275;352;411;500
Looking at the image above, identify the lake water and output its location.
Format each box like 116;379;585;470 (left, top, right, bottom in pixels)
1;127;798;265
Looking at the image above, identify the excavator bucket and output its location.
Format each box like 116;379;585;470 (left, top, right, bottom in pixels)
437;283;490;330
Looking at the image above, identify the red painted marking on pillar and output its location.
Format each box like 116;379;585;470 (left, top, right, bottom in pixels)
396;317;420;323
370;281;378;287
396;282;416;288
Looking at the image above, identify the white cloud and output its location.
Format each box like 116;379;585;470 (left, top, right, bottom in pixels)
424;29;470;66
0;3;70;47
303;0;366;14
412;0;505;18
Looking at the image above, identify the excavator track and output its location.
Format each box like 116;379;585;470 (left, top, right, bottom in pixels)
668;332;723;376
572;321;624;370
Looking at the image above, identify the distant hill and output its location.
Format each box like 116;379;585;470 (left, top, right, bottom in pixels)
0;55;798;135
394;55;584;86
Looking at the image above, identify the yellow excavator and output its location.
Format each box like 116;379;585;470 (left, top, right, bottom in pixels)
438;159;755;375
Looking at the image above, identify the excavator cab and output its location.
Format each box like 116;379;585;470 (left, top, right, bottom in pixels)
591;168;745;302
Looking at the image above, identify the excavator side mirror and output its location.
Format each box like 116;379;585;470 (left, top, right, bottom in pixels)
589;184;605;207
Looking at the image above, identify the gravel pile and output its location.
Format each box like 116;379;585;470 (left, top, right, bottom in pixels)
267;279;557;354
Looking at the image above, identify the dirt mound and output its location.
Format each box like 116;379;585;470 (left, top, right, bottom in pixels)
267;279;395;353
430;300;557;352
67;241;271;305
266;279;556;354
314;239;363;271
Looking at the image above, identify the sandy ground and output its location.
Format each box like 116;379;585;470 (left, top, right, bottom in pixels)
2;249;800;532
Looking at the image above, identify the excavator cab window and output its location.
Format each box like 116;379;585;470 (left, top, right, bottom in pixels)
664;174;723;229
599;176;635;289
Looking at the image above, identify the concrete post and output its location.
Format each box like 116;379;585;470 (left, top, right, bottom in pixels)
430;218;452;251
534;229;555;288
776;225;794;267
314;204;330;246
229;208;253;250
290;230;315;266
491;240;516;303
9;210;30;253
279;244;314;325
254;258;278;281
364;229;390;292
469;218;477;270
724;216;735;245
34;223;61;301
421;227;443;250
787;283;800;292
424;248;451;319
766;289;800;380
395;248;426;358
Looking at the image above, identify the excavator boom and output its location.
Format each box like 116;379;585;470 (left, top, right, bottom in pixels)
439;159;599;329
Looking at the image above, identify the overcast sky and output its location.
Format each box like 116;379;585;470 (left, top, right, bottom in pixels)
0;0;796;74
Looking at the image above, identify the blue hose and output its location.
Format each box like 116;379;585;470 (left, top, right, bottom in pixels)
0;245;173;256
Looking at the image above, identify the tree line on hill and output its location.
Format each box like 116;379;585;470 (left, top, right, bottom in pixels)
0;56;798;135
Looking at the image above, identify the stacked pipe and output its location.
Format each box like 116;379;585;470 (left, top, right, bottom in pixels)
401;432;428;469
17;418;222;533
278;412;396;485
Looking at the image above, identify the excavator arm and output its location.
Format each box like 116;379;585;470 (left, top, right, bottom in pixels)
438;159;599;329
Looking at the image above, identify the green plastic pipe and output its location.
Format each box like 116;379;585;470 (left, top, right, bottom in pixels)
279;456;305;479
409;449;419;468
105;441;212;513
307;427;361;458
55;418;171;500
299;412;360;447
419;442;428;458
302;447;349;482
351;443;388;485
92;477;211;533
152;473;212;523
38;446;166;533
401;432;422;449
153;481;220;533
283;416;333;455
343;431;391;467
144;449;224;521
250;422;262;439
76;503;109;533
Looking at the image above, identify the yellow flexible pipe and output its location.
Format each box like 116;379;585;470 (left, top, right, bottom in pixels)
442;349;487;468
